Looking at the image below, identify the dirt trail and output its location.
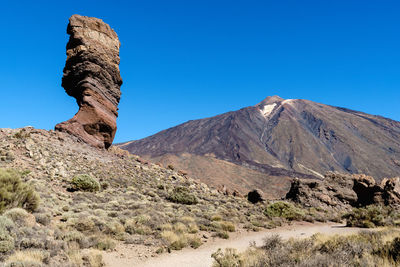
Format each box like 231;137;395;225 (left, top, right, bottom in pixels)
103;222;368;267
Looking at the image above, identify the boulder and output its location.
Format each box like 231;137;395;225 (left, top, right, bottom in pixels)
352;174;382;205
247;189;264;204
55;15;122;149
382;177;400;205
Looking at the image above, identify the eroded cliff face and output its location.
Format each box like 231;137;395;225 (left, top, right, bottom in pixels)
285;172;400;211
55;14;122;149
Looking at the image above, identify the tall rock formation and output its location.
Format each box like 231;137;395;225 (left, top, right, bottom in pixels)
55;15;122;149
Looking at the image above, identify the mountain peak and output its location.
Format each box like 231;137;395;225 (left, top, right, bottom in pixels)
258;95;284;106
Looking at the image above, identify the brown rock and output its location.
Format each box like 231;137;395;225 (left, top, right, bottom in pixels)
382;177;400;205
218;185;230;196
55;15;122;149
352;174;381;205
232;189;242;197
286;172;400;210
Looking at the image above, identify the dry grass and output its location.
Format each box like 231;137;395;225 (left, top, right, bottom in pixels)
212;229;400;267
5;249;48;266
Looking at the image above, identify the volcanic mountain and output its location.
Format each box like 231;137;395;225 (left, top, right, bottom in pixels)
118;96;400;198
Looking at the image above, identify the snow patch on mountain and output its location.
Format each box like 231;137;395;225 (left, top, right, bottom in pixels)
261;103;277;117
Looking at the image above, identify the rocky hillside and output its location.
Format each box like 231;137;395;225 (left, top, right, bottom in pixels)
0;127;291;266
119;96;400;198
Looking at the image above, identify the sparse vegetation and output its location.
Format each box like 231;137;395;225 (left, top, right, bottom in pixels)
212;229;400;266
1;127;388;266
70;174;100;192
343;205;399;228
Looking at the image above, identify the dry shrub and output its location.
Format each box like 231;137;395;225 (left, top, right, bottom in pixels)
4;208;35;227
96;236;116;251
160;230;188;250
0;169;40;213
212;248;242;267
5;249;49;266
214;229;400;267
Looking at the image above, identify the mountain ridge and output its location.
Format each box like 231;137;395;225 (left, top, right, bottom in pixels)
118;96;400;197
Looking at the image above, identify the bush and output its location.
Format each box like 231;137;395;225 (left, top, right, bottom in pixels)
220;221;235;232
160;230;188;250
264;201;304;221
215;231;229;239
212;248;242;267
167;187;198;205
96;237;116;251
0;228;14;253
343;205;388;228
70;174;100;192
0;169;40;213
189;236;202;249
4;208;34;227
5;250;49;266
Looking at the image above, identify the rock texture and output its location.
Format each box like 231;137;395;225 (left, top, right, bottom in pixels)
285;172;400;210
118;96;400;198
55;15;122;149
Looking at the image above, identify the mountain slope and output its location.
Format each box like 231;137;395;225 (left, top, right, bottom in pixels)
119;96;400;197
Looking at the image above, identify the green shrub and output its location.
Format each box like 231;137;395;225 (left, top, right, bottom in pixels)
264;201;304;221
167;187;198;205
70;174;100;192
0;169;40;213
343;205;388;228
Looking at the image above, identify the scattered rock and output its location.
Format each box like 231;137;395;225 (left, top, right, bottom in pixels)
55;14;123;149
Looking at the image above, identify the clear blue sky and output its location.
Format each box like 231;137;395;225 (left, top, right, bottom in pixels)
1;0;399;143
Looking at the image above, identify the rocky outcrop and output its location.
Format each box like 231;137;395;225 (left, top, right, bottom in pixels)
55;15;122;149
286;172;400;210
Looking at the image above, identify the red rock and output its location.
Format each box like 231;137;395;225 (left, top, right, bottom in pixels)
55;15;122;149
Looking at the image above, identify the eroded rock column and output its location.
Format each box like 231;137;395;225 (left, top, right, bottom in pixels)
55;14;122;149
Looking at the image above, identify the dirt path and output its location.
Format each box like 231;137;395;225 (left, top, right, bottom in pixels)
103;222;368;267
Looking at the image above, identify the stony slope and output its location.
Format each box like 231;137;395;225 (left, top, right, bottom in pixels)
0;127;282;266
119;96;400;197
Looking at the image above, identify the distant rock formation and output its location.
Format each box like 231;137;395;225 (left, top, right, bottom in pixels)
55;15;122;149
285;172;400;210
